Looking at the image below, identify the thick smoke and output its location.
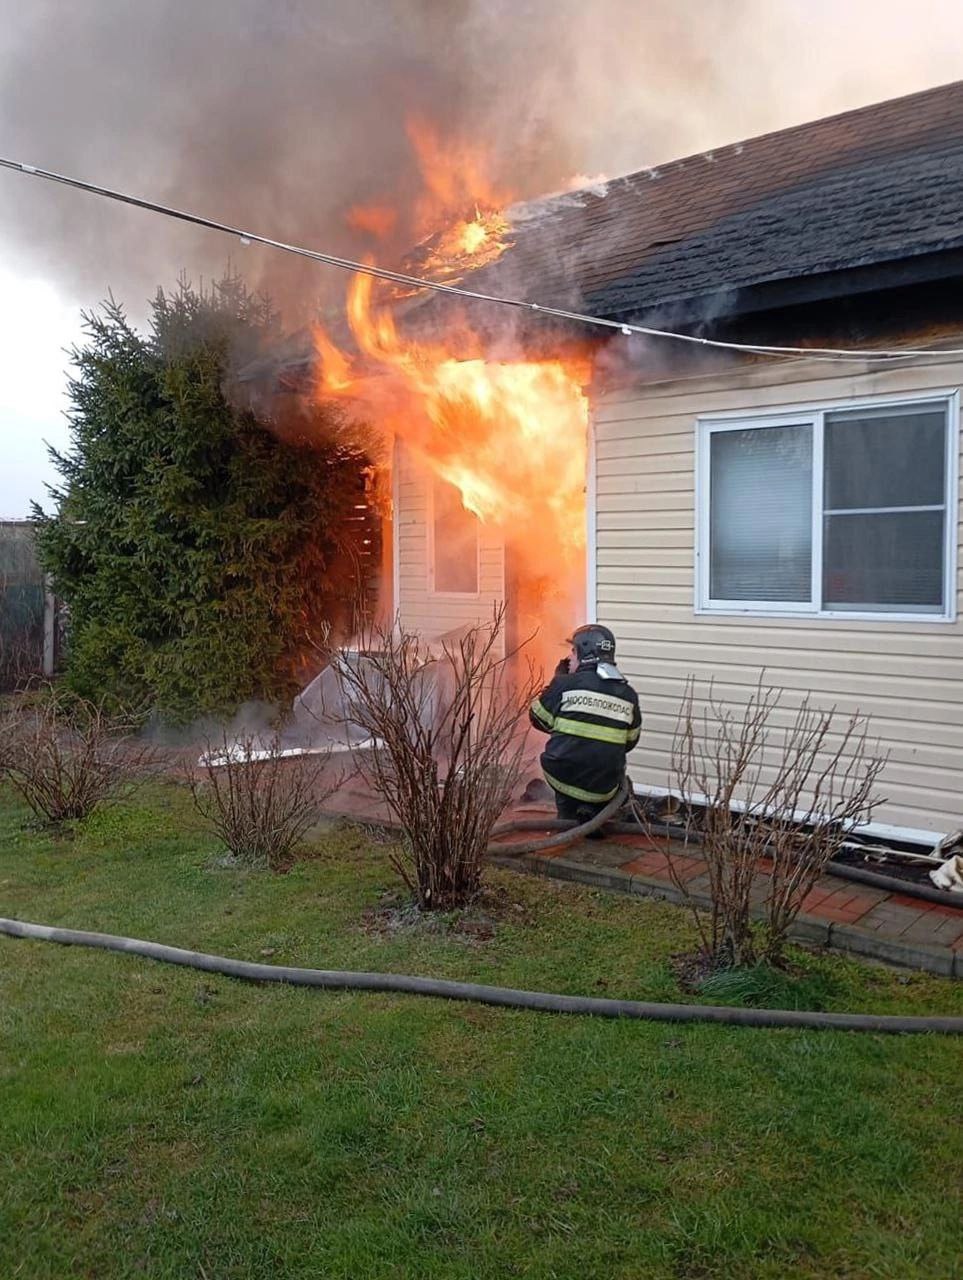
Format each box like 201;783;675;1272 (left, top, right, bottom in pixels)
2;0;963;324
0;0;577;321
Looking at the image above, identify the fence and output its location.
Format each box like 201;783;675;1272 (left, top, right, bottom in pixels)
0;521;57;688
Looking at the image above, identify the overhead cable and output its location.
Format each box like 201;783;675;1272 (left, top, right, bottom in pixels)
3;155;962;365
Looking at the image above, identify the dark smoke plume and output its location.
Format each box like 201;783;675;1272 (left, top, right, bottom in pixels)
2;0;962;323
0;0;578;320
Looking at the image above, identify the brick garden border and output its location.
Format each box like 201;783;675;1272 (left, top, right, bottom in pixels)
492;851;962;978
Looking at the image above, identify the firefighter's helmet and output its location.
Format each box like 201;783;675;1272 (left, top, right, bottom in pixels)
567;624;617;664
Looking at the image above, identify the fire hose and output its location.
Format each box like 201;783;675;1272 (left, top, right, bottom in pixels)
1;916;960;1033
4;785;960;1034
491;815;963;906
341;781;963;908
323;780;631;854
487;780;630;853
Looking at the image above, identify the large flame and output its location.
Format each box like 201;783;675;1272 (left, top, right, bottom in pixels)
321;119;589;667
336;274;589;549
314;275;588;665
346;114;514;284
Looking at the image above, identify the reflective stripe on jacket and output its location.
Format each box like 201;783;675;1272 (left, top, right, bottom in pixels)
529;663;642;804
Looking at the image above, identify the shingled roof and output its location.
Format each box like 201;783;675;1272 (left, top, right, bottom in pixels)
246;80;963;386
464;78;963;321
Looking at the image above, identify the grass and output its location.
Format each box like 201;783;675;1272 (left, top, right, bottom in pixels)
693;963;840;1011
1;780;962;1279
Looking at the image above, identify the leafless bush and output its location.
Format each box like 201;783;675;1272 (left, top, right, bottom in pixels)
668;675;885;968
0;688;158;825
332;607;537;910
189;733;337;869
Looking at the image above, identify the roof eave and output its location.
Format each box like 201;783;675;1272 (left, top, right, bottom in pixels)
597;245;963;327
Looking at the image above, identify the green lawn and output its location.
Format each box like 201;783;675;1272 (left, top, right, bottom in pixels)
1;781;961;1280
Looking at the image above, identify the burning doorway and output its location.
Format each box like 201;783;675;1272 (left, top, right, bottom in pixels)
314;271;591;675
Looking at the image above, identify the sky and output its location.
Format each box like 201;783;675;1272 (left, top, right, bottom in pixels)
0;266;82;517
3;0;963;517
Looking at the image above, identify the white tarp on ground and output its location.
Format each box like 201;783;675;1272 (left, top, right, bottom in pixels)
284;653;383;753
286;649;464;747
204;635;546;798
204;650;471;762
200;654;380;765
287;631;490;754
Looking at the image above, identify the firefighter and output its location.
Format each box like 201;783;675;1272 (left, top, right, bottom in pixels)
529;624;641;827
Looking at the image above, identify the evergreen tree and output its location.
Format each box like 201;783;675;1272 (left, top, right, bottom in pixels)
35;276;368;723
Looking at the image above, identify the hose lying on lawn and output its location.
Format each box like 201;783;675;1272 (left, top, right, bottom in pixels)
1;916;960;1034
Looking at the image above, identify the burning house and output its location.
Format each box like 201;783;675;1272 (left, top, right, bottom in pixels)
252;80;963;843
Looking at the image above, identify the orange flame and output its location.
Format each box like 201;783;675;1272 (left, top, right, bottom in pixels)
345;203;398;240
346;113;514;283
318;119;588;666
318;273;588;553
312;325;355;394
405;114;507;232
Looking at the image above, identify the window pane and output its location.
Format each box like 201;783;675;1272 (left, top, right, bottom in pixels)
823;510;944;612
825;406;946;510
709;424;813;602
433;478;478;593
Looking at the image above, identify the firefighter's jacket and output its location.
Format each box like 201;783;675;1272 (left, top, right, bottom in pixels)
529;662;642;804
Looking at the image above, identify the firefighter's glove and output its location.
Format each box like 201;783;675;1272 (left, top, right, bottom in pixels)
554;658;571;677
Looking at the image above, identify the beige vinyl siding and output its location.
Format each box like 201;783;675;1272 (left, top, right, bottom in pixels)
395;442;505;644
593;355;963;838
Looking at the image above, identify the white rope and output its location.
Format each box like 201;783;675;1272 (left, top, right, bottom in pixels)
3;155;963;366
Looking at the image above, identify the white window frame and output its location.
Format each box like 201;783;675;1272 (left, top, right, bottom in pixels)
427;472;482;599
695;389;959;623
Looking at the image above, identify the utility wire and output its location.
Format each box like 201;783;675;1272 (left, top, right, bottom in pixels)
3;154;963;365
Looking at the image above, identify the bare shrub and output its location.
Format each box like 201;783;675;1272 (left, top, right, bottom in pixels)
0;688;157;825
332;607;537;910
189;733;337;869
668;675;885;968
